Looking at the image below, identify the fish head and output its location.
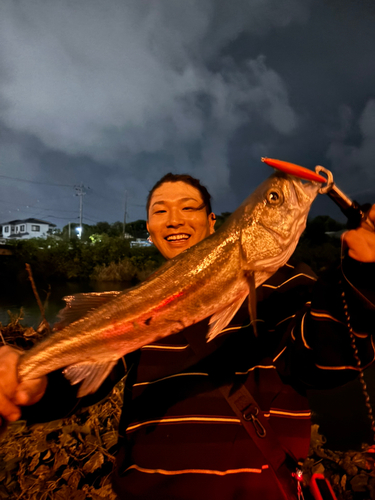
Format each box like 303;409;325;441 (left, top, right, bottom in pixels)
240;172;321;272
256;172;320;239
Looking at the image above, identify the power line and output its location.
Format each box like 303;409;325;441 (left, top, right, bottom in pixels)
88;188;144;207
0;202;77;214
83;216;100;223
0;173;74;187
47;215;80;221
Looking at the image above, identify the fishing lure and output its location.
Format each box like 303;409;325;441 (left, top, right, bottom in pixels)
261;157;374;230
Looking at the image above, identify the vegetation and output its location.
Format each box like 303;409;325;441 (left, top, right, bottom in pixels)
58;220;148;241
0;233;164;285
0;215;347;288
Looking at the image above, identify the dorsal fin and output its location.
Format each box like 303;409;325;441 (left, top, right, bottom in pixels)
53;291;121;330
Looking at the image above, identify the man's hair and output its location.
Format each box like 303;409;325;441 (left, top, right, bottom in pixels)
146;173;212;217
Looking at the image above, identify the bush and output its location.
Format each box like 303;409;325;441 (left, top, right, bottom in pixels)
90;260;137;282
1;236;164;283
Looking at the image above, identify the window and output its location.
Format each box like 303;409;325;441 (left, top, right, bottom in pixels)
20;225;25;232
31;225;40;232
4;227;9;233
11;227;15;232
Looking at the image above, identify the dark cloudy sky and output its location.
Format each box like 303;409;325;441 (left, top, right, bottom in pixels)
1;0;375;228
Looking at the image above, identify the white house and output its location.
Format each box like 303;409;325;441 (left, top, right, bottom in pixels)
0;218;56;240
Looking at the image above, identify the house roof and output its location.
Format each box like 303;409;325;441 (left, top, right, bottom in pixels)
0;218;56;227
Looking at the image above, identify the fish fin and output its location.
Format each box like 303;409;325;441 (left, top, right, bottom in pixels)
206;298;245;342
54;291;121;330
245;270;258;337
63;360;117;397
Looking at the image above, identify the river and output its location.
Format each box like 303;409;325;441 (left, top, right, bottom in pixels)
0;279;130;328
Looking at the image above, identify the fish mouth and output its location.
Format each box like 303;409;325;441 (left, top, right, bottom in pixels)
292;178;321;208
165;233;191;242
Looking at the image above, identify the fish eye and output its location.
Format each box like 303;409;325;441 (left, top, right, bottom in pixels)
266;188;284;206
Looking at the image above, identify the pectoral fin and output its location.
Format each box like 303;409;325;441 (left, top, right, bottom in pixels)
206;298;245;342
63;360;117;397
246;271;258;337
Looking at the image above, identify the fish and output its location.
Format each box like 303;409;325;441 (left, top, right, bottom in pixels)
18;172;321;397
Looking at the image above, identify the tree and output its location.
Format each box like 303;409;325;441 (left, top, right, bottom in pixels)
125;220;148;239
93;221;111;235
214;212;232;231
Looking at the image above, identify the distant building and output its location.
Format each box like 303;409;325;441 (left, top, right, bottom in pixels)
0;218;56;240
130;238;153;248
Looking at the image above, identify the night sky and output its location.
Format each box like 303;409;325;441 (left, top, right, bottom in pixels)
1;0;375;228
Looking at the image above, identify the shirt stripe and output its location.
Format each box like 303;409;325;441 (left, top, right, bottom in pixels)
300;313;313;350
141;344;189;350
127;416;242;432
273;346;287;362
269;409;311;418
261;273;317;289
124;464;268;476
134;372;209;387
310;310;344;324
141;322;252;351
235;365;276;375
275;314;296;327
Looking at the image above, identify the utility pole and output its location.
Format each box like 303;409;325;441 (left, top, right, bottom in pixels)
75;184;87;239
123;190;128;238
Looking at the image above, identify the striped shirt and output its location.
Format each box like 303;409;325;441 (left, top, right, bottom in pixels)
112;259;375;499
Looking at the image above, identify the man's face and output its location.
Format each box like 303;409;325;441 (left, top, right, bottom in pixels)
147;181;215;260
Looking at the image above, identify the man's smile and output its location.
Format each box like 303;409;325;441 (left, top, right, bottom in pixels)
165;233;191;241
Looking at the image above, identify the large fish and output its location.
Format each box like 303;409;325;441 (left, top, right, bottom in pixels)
18;172;321;397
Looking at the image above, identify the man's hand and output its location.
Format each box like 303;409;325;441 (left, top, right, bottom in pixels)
342;205;375;263
0;346;47;423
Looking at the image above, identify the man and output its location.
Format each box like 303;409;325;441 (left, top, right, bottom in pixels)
0;173;375;499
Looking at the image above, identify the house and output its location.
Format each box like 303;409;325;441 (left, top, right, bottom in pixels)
0;218;56;240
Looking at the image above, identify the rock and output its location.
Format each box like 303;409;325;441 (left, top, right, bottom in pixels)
312;462;325;475
339;457;358;476
340;474;347;490
331;473;340;486
350;473;369;492
352;452;371;470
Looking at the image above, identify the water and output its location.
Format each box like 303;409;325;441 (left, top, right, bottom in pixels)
0;280;130;328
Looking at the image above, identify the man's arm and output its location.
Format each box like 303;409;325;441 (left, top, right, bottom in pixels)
0;346;47;423
343;205;375;262
280;205;375;389
0;347;127;430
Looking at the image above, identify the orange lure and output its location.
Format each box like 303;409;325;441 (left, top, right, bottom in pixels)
261;157;326;184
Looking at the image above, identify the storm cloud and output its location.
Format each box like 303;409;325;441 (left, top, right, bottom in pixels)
0;0;374;225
